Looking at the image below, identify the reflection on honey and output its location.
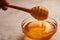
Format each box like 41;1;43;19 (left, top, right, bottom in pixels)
22;21;56;40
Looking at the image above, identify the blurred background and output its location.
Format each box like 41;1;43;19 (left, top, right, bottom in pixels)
0;0;60;40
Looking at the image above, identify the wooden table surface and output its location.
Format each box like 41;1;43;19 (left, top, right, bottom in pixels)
0;0;60;40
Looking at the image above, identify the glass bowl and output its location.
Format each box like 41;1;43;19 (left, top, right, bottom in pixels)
21;17;57;40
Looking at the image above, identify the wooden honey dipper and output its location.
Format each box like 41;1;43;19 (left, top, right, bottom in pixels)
0;0;48;20
7;4;48;20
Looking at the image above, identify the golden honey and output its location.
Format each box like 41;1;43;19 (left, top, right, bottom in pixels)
22;21;56;40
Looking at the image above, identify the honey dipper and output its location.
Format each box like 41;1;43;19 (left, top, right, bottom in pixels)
7;4;48;20
0;0;48;20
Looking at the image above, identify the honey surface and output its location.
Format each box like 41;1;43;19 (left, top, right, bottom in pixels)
23;21;53;39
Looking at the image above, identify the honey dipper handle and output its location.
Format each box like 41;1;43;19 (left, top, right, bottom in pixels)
7;4;31;13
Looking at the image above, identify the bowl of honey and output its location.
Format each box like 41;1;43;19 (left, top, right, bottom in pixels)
21;17;57;40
